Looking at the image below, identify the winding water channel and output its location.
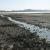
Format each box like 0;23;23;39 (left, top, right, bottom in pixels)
7;16;50;42
1;15;50;42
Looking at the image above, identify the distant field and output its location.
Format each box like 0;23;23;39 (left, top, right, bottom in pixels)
0;12;50;49
2;13;50;29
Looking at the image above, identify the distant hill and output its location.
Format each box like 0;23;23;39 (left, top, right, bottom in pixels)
0;9;50;12
16;9;50;12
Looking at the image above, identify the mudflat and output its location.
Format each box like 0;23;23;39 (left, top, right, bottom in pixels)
4;13;50;29
0;13;50;50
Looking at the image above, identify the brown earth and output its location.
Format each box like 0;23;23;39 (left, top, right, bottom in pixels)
4;13;50;29
0;13;50;50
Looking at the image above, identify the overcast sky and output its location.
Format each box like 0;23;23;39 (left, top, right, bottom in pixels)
0;0;50;10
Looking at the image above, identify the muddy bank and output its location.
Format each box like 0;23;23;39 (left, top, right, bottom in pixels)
0;14;50;50
0;24;50;50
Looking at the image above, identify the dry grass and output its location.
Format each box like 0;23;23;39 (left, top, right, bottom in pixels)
4;13;50;28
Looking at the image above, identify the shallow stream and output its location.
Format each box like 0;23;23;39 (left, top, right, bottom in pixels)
7;16;50;42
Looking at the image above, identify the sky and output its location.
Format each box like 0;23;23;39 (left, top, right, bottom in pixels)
0;0;50;10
